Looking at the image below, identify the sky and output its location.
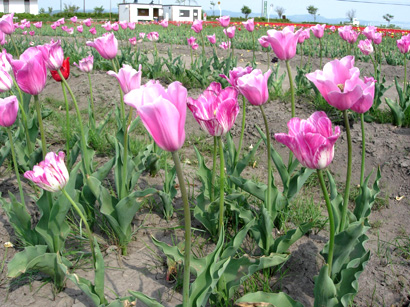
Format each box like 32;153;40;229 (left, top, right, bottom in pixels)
39;0;409;24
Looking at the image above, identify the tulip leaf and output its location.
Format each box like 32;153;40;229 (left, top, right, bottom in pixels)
235;291;303;307
270;222;313;254
353;167;381;221
127;290;164;307
194;145;213;200
229;176;266;202
232;138;263;178
193;193;219;237
225;193;254;225
313;265;339;307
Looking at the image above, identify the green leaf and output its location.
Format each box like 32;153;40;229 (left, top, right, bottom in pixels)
235;291;303;307
313;265;339;307
127;290;164;307
354;167;381;221
270;222;313;254
194;145;212;199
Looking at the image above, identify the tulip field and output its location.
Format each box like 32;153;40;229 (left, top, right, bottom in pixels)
0;12;410;307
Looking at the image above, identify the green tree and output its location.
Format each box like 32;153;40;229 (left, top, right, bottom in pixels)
63;3;80;13
307;5;318;22
241;5;251;19
47;7;53;14
94;5;104;15
383;13;394;26
39;7;46;14
275;6;285;19
346;9;356;22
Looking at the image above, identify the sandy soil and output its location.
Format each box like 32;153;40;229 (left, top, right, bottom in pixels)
0;41;409;307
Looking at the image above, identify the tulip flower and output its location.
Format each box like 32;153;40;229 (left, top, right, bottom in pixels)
266;25;302;61
86;32;118;60
0;13;15;34
275;111;340;170
223;26;236;39
207;34;216;44
242;18;254;32
57;18;65;25
217;15;230;27
9;47;47;95
338;25;359;44
159;19;168;28
298;29;310;44
187;82;239;136
363;26;377;41
349;77;375;114
112;23;119;31
128;22;136;30
119;20;128;30
358;39;374;55
129;37;137;46
61;25;68;32
89;27;97;35
147;32;159;41
397;35;410;54
191;20;203;33
51;57;70;82
0;95;18;127
258;36;270;48
306;55;366;111
219;41;231;49
187;36;196;46
139;32;145;39
34;21;42;28
107;64;142;94
0;68;12;92
22;31;27;35
102;22;112;31
373;32;382;45
37;39;65;70
24;151;69;193
330;26;336;32
220;66;253;88
77;25;83;33
74;55;94;73
124;81;187;152
84;18;92;27
70;16;77;23
0;31;6;45
0;50;12;72
237;69;271;106
51;23;58;30
311;24;326;39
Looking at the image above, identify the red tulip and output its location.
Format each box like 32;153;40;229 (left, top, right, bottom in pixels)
50;57;70;82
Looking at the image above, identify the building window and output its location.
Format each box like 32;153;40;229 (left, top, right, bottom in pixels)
4;0;9;13
179;10;190;17
25;0;30;13
138;8;149;16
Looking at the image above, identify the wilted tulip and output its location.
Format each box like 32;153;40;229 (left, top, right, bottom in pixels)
275;111;340;169
24;151;69;192
0;95;18;127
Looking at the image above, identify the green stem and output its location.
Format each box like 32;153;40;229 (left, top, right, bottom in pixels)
62;188;96;266
190;47;193;66
260;105;272;215
252;31;256;64
200;31;206;57
218;136;225;235
11;76;32;154
58;71;90;175
234;96;246;166
111;59;125;124
10;34;20;57
211;136;217;203
369;54;377;77
319;38;323;68
300;44;303;68
87;73;95;127
266;50;270;71
7;128;25;204
317;169;335;277
34;95;47;159
231;37;234;58
61;82;70;169
110;59;118;73
360;113;366;187
120;109;133;201
286;60;295;118
339;110;352;232
171;151;191;307
404;54;407;97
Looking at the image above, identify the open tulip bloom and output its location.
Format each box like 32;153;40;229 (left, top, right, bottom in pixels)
220;66;253;88
266;26;302;61
107;64;142;94
74;54;93;73
38;40;65;71
187;82;239;136
217;15;230;27
86;32;118;60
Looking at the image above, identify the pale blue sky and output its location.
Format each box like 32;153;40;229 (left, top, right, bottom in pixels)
39;0;409;24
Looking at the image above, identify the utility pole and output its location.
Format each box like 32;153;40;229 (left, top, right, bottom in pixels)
261;0;263;17
60;0;62;12
84;0;85;13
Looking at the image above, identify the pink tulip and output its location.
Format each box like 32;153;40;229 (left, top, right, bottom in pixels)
89;27;96;35
112;23;119;31
187;82;239;136
51;23;58;30
128;22;136;30
70;16;78;23
220;66;253;88
219;41;231;49
74;55;93;73
207;34;216;44
0;13;15;34
397;35;410;54
274;111;340;170
22;31;27;35
10;47;47;95
187;36;196;46
0;31;6;45
86;32;118;59
124;81;187;152
107;64;142;94
61;26;68;32
311;24;326;38
57;18;65;25
190;43;199;50
119;20;128;30
129;37;137;46
147;32;159;41
77;25;83;33
0;50;12;72
306;55;367;111
84;18;92;27
37;39;64;71
34;21;42;29
102;22;112;31
24;21;31;28
330;26;336;32
237;69;272;106
67;28;74;35
159;19;168;28
298;29;310;44
139;32;146;39
223;26;236;39
217;15;230;27
191;20;203;33
258;36;270;48
373;32;382;45
338;25;359;44
358;39;374;55
266;26;302;61
29;31;35;36
242;18;254;32
350;77;375;113
24;151;69;192
363;26;377;40
0;68;12;92
0;95;18;127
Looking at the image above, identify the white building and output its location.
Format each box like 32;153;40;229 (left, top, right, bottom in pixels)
0;0;39;14
119;3;163;23
118;2;201;23
163;5;201;22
